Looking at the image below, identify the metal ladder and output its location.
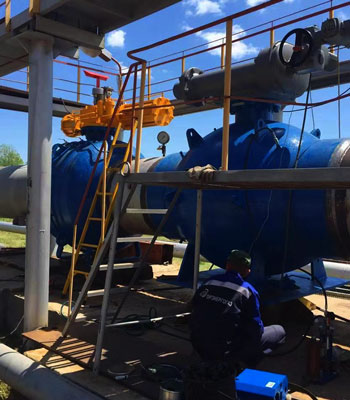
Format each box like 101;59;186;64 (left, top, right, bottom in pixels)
61;183;183;374
62;121;136;309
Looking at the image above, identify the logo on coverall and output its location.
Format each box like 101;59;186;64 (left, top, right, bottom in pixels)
199;288;233;307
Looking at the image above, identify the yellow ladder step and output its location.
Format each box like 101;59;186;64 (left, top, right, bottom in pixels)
89;217;102;221
111;143;128;148
107;168;121;172
74;270;89;278
97;192;113;196
81;243;99;249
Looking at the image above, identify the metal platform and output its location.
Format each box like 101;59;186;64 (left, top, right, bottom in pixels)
0;85;86;117
0;0;181;76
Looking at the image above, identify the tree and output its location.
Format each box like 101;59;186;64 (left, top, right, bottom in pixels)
0;144;24;166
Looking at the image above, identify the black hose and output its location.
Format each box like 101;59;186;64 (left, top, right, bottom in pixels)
267;315;324;358
0;315;24;340
280;75;312;282
298;267;328;313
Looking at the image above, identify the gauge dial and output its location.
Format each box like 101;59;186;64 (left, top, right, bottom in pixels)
157;131;170;145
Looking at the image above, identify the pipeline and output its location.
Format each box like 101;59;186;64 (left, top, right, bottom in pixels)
304;260;350;280
0;166;27;219
0;343;103;400
0;221;26;234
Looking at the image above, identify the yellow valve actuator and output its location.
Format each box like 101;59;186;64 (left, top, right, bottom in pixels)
61;97;174;138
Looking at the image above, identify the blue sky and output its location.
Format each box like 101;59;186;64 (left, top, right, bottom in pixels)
1;0;350;162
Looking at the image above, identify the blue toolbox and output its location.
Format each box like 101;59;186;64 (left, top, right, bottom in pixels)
236;369;288;400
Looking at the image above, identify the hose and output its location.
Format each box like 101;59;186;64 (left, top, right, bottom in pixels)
289;382;318;400
0;315;23;340
298;267;328;313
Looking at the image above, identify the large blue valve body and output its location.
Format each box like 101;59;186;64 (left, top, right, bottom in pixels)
49;116;350;279
145;122;350;276
50;139;127;249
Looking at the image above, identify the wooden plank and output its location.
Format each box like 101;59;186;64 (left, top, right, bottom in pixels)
25;348;149;400
23;329;102;367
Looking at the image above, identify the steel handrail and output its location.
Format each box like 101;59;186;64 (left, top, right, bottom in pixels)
145;0;332;65
127;0;284;63
122;1;349;105
137;1;350;72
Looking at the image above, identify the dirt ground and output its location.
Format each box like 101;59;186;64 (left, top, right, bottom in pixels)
1;257;350;400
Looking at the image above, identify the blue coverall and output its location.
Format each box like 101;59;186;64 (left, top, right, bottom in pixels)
190;270;285;366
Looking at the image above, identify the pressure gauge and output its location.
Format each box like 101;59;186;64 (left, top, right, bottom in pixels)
157;131;170;145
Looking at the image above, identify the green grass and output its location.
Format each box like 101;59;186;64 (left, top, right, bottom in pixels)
172;256;218;271
0;218;25;248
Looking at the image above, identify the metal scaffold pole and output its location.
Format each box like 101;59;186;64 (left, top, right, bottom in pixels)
24;35;54;332
193;189;202;292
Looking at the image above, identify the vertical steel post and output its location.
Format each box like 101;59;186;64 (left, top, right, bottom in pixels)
147;66;151;101
221;20;232;171
26;66;29;92
270;23;275;47
77;60;81;103
5;0;11;32
93;180;125;374
329;8;335;54
193;190;202;292
220;39;225;69
101;141;107;239
135;62;147;173
68;224;77;315
128;65;139;170
181;54;185;73
29;0;40;16
24;36;53;331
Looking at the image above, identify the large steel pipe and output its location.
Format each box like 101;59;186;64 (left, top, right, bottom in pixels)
0;221;26;234
0;343;102;400
0;166;27;218
173;44;309;104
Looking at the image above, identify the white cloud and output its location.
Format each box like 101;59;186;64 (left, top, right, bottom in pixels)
106;30;126;48
337;11;349;21
246;0;293;5
184;0;226;16
182;24;194;32
195;25;259;60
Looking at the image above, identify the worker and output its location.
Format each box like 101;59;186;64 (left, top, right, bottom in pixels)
189;249;286;367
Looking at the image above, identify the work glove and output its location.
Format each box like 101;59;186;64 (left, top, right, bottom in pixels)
187;164;217;183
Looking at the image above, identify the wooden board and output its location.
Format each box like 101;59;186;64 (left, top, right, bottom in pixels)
23;329;99;368
25;347;149;400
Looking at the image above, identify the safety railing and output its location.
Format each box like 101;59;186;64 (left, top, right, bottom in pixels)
123;0;344;102
0;0;40;31
0;56;124;103
124;0;339;101
122;0;350;171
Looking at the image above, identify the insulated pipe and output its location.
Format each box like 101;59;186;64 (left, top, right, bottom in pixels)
173;44;310;104
0;222;26;234
25;35;54;332
304;260;350;280
0;343;102;400
0;166;27;218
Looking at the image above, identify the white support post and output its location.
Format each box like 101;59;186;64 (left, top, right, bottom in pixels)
193;190;202;292
24;35;54;332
